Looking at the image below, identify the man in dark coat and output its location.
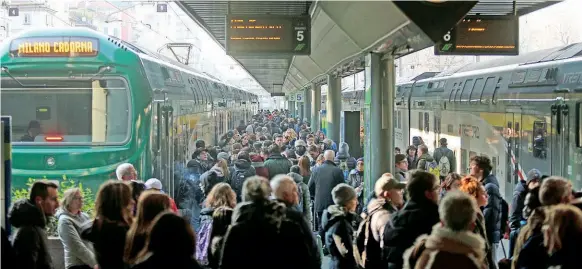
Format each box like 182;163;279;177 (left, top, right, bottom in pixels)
308;150;346;231
508;169;541;257
9;180;60;269
263;144;292;180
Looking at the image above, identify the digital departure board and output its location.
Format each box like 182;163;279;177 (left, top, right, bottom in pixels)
226;15;311;56
9;37;99;57
435;16;518;56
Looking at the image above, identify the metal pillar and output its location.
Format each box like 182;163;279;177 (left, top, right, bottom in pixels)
289;101;296;117
311;83;321;132
363;53;390;194
382;55;396;174
326;74;341;143
304;87;312;124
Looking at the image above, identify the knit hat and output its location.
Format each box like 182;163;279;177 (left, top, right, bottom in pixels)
526;169;542;183
332;183;357;207
145;178;163;190
295;139;307;148
217;152;230;161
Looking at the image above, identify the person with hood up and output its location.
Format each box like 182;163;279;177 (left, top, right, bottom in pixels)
57;188;97;269
264;144;293;181
403;191;486;269
383;170;441;269
334;142;357;174
245;124;254;135
320;183;361;269
230;151;257;202
219;176;315;269
9;180;59;269
286;168;312;223
348;158;364;214
295;139;313;162
469;155;502;262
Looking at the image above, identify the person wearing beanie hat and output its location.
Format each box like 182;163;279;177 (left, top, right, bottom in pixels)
320;183;360;269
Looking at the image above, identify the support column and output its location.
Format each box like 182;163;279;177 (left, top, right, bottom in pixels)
297;95;304;121
304;87;312;123
363;53;390;195
326;74;341;143
311;83;321;132
289;101;296;117
382;55;396;173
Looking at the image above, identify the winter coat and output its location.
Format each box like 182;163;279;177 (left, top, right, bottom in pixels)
365;198;398;269
481;174;502;244
187;159;208;176
287;172;312;223
219;199;317;269
8;199;54;269
432;146;456;173
509;180;528;230
56;209;96;268
230;159;257;202
321;205;360;269
82;219;130;269
308;160;346;213
250;155;269;179
334;142;357;171
416;153;435;171
383;198;440;269
208;207;233;269
394;167;407;182
474;211;494;269
403;224;486;269
175;170;204;232
263;153;292;180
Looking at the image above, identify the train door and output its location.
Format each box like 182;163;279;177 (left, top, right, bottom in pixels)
158;103;175;196
504;111;523;200
550;97;570;177
166;104;175;197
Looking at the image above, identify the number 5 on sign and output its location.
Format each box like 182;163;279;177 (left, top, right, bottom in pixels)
297;30;304;41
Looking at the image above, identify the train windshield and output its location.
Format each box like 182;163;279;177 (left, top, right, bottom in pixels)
0;78;130;145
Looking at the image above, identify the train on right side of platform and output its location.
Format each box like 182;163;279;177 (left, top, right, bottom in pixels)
325;43;582;200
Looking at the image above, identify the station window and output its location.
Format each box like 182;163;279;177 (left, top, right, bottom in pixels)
533;120;547;158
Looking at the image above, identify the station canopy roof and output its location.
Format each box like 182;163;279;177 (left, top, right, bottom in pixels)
176;0;561;95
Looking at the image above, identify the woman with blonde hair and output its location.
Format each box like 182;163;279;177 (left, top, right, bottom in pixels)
82;180;133;269
440;172;462;199
297;156;311;184
57;188;96;269
124;191;171;265
458;176;494;269
197;183;236;268
541;204;582;268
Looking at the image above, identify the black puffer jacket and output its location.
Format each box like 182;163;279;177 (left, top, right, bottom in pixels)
8;199;53;269
482;174;502;244
509;180;527;230
321;205;361;269
383;198;440;269
229;159;256;202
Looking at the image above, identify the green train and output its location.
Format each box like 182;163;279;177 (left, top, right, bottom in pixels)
0;27;258;193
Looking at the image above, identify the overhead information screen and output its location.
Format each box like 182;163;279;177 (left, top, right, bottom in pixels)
435;16;518;56
9;36;99;57
226;15;311;56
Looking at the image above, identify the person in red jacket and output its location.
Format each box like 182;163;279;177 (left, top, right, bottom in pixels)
145;178;179;214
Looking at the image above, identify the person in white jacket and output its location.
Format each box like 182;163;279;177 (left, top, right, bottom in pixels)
57;188;97;269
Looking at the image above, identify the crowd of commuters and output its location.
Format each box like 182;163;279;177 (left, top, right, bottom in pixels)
4;109;582;269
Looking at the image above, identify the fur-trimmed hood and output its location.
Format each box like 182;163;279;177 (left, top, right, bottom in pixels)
232;199;286;229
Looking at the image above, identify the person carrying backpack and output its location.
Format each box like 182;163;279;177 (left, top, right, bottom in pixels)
355;175;405;269
433;138;456;180
229;152;256;202
416;145;440;179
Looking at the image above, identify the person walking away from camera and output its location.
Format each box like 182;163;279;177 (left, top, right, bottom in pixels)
383;170;441;269
309;150;346;232
57;188;97;269
403;191;487;269
132;212;203;269
287;169;312;223
264;144;293;180
433;138;456;180
9;180;59;269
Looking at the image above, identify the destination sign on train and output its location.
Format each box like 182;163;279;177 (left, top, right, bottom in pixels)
9;37;99;57
435;15;518;56
226;15;311;55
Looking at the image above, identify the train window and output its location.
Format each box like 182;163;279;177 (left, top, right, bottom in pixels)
469;78;484;103
578;103;582;148
424;112;430;133
492;77;503;104
480;77;497;104
460;79;474;102
418;112;423;131
448;83;457;102
525;69;542;83
533;120;547;159
511;71;526;84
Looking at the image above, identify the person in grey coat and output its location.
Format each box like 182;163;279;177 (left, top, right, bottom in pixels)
57;188;97;269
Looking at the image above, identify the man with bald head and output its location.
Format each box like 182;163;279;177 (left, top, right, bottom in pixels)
308;150;346;231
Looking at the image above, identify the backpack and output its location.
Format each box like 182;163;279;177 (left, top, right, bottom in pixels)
354;207;383;268
425;159;440;179
231;169;247;202
195;218;213;265
436;149;451;176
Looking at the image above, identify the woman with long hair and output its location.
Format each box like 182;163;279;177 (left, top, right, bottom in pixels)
197;183;236;268
297;156;311;184
133;212;202;269
124;191;171;265
57;188;96;269
458;176;495;269
83;180;134;269
440;172;462;198
541;204;582;268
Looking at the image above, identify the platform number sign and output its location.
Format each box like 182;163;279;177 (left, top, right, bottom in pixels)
292;16;310;54
157;3;167;13
437;30;455;53
296;93;303;102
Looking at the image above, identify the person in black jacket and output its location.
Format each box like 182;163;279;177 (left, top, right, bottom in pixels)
321;183;360;269
308;150;346;231
8;180;59;269
508;169;541;257
383;170;440;269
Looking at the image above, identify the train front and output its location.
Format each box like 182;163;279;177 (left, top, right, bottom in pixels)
0;28;142;192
